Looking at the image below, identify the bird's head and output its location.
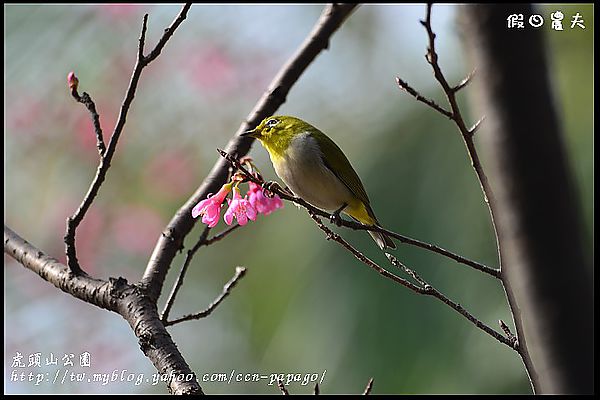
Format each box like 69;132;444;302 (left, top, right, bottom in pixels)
241;116;310;157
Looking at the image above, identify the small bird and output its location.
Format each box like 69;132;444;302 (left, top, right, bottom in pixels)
242;116;395;250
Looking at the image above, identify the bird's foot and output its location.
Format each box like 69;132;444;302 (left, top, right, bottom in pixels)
329;203;347;227
262;181;283;198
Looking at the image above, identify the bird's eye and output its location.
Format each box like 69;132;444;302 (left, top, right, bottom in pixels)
266;118;279;128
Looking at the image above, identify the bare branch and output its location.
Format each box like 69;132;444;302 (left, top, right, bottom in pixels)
306;214;515;350
204;223;242;246
161;226;210;322
64;4;192;275
499;319;517;346
469;116;485;136
452;68;476;93
161;222;241;322
278;380;290;395
363;377;374;395
418;3;501;270
68;72;106;156
5;225;202;394
385;253;515;349
395;77;453;119
165;266;247;326
307;211;423;292
144;3;192;64
142;4;359;302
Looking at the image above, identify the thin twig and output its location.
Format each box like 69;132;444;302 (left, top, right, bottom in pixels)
161;223;241;322
308;213;515;350
314;383;320;395
452;68;476;93
68;73;106;156
64;4;192;275
469;116;485;136
419;3;501;272
278;380;290;395
218;148;500;279
499;319;517;346
396;77;453;119
308;211;432;293
385;253;515;349
161;226;210;322
204;224;242;246
164;266;247;326
363;378;374;395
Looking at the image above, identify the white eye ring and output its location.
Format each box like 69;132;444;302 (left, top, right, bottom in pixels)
266;118;279;127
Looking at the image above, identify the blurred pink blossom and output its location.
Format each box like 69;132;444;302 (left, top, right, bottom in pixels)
187;44;236;92
6;96;44;135
96;4;141;19
144;149;196;200
113;205;165;255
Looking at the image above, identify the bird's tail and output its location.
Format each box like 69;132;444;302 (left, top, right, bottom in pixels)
345;202;396;250
369;227;396;250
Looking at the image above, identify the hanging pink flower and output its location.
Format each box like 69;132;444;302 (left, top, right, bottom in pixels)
247;182;283;215
224;187;257;226
192;183;232;227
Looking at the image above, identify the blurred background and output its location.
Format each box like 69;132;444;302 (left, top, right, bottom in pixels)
4;4;593;394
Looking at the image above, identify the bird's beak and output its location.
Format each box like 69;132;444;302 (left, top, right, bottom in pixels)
241;127;258;138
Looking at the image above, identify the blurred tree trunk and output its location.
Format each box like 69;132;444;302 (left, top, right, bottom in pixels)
460;4;593;394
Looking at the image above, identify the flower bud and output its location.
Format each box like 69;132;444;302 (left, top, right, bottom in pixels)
67;71;79;92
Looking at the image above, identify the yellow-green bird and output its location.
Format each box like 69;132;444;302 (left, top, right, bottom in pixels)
242;116;395;250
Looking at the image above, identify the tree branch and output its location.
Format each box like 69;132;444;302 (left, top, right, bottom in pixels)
142;3;359;302
161;226;210;322
5;225;202;394
164;266;247;326
64;3;192;275
68;72;106;156
161;222;242;322
306;214;515;350
278;379;290;395
363;377;374;395
419;3;502;269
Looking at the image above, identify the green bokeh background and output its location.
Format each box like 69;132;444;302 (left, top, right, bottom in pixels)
4;4;593;394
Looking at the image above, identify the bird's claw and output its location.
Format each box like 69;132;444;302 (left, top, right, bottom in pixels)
329;203;347;227
262;181;282;198
329;213;343;226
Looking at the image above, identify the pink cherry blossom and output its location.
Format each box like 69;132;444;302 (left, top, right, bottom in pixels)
247;182;284;215
192;183;232;227
224;187;257;226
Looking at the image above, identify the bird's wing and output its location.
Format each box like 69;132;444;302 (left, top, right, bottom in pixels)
312;128;376;218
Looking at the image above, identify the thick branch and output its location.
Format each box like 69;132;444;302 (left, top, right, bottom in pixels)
5;225;202;394
142;3;359;302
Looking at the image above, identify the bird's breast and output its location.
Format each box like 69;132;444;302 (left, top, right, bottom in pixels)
271;132;353;211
